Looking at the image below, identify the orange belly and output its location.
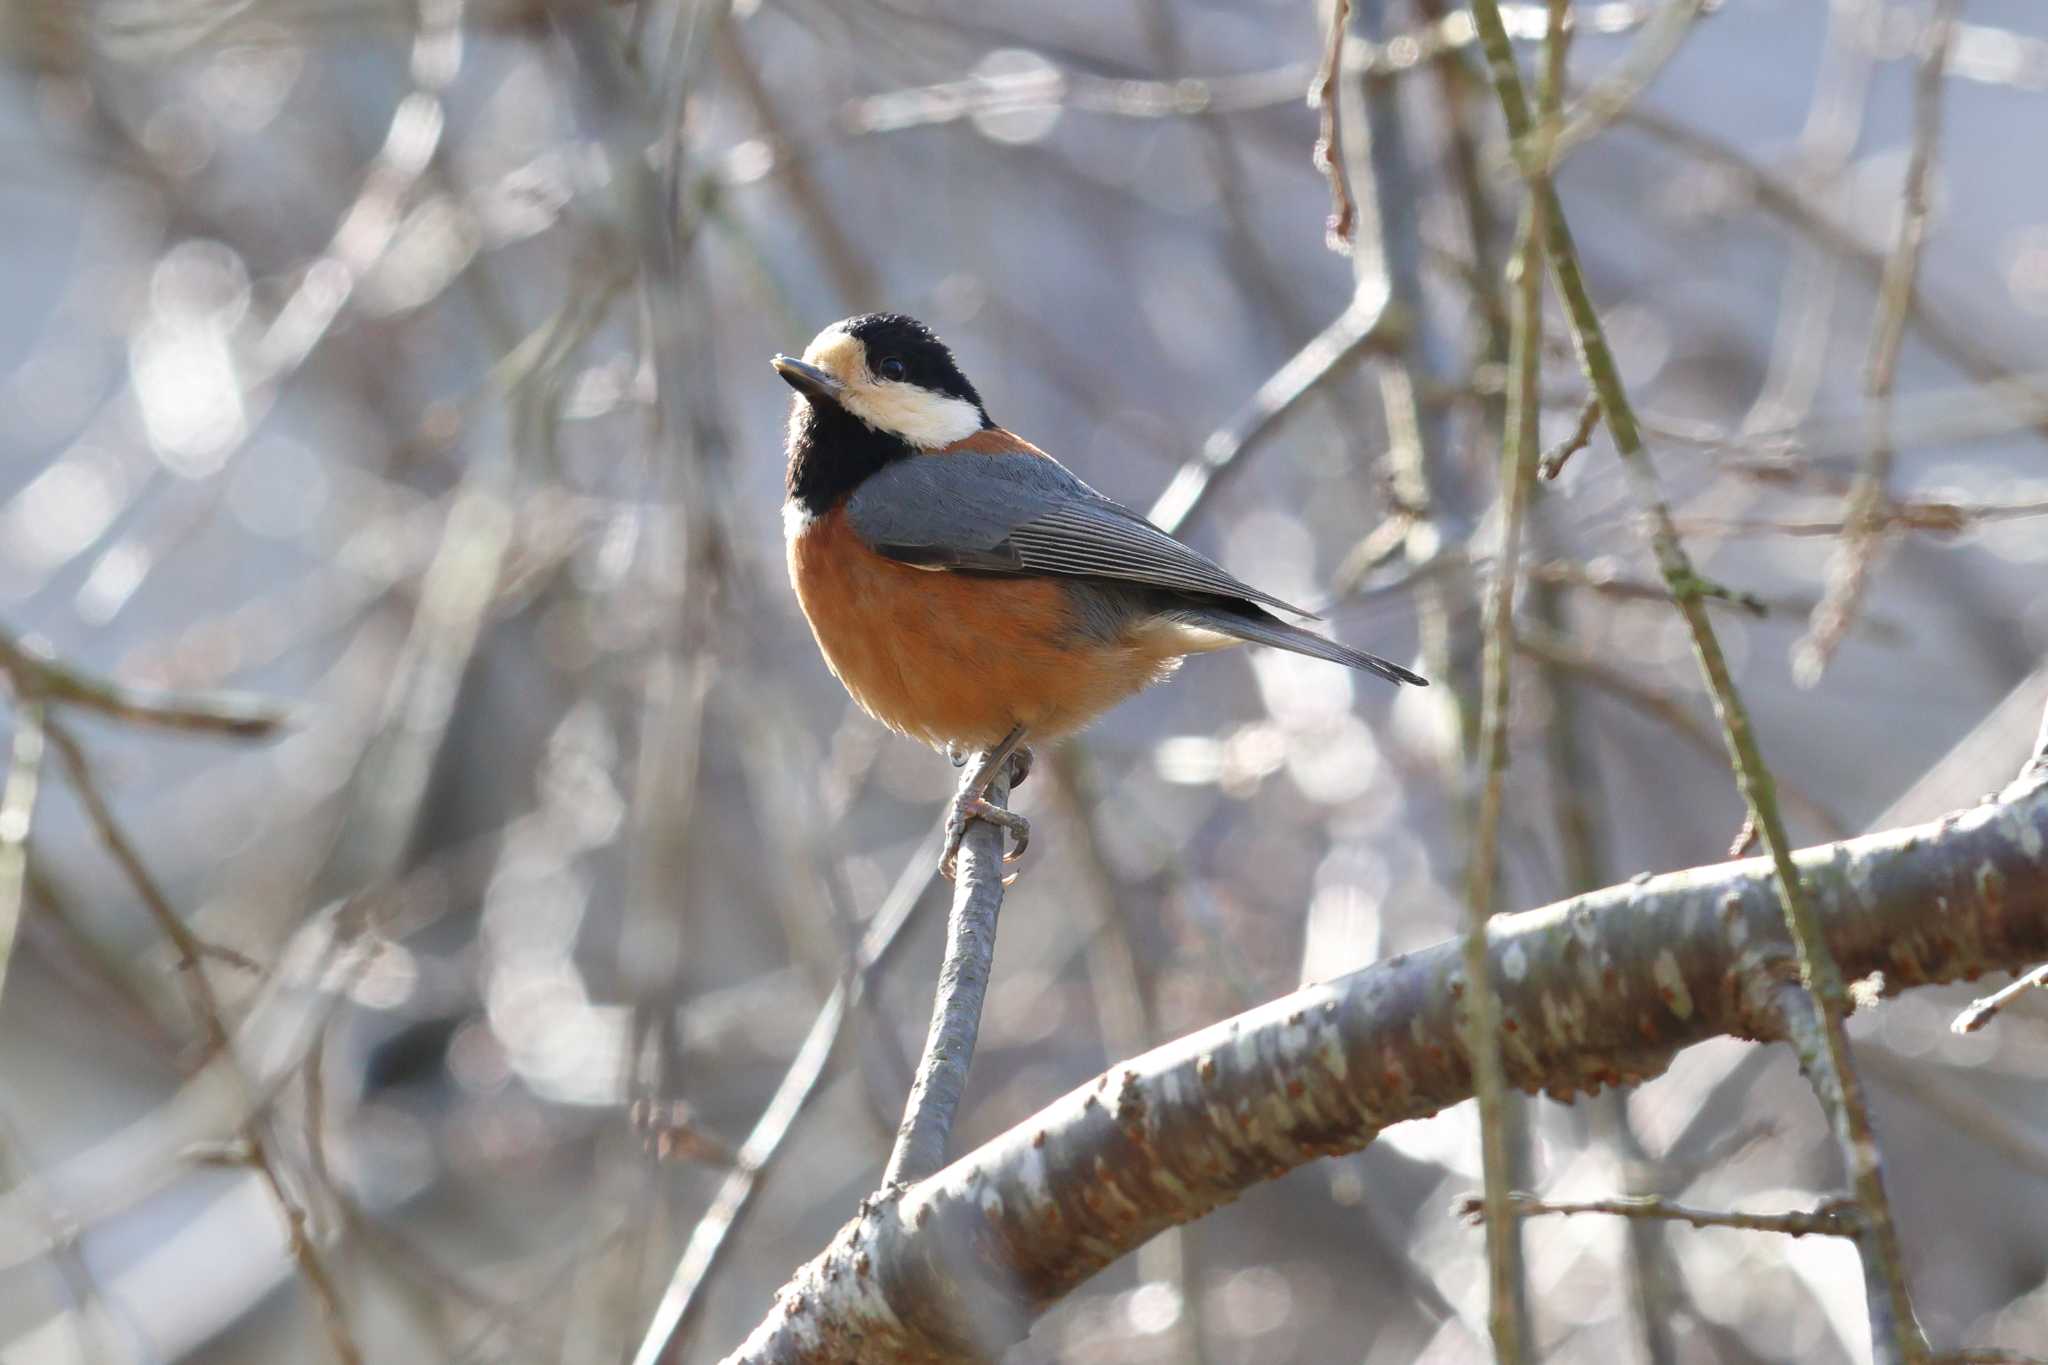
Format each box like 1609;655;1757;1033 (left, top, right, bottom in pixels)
788;507;1191;749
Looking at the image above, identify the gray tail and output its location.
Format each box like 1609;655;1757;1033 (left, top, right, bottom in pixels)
1177;604;1428;687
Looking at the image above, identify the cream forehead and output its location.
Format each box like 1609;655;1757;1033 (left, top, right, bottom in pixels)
801;329;866;381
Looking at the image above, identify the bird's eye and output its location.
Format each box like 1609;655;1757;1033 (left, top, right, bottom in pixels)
878;356;907;382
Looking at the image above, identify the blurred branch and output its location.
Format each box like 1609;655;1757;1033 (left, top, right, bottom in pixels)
721;767;2048;1362
1873;10;2048;93
1048;742;1205;1365
1613;102;2048;449
1542;0;1710;167
1512;624;1845;841
1861;1043;2048;1181
1346;0;1510;1339
0;628;288;739
44;719;362;1365
631;833;944;1365
714;14;879;309
1461;1192;1857;1237
831;2;1694;138
1798;0;1962;685
1145;290;1392;536
1465;0;1927;1354
1676;497;2048;537
0;702;46;1011
1528;560;1769;618
1458;0;1559;1343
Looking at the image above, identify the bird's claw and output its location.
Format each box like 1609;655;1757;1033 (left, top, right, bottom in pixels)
945;743;970;768
939;796;1031;881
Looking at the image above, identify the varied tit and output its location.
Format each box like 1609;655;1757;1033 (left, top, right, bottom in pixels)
773;313;1425;878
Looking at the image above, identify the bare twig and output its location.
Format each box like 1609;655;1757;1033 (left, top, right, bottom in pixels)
1529;560;1771;619
1460;1192;1858;1238
1538;394;1600;478
1345;0;1508;1340
0;702;46;1011
1676;498;2048;537
1340;0;1477;755
0;628;288;739
1950;963;2048;1035
44;719;362;1365
1460;24;1556;1349
1310;0;1357;253
1464;3;1926;1353
1799;0;1962;685
882;759;1017;1188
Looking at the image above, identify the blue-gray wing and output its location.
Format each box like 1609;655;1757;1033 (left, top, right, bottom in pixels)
842;451;1315;618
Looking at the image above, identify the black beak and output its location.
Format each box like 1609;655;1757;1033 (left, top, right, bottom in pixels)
773;355;845;403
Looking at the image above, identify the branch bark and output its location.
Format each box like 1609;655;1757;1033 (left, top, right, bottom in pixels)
719;767;2048;1362
883;763;1016;1188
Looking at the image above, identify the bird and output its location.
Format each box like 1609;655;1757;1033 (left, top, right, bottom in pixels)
772;312;1426;879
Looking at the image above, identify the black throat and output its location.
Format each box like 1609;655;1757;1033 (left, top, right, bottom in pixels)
784;396;916;515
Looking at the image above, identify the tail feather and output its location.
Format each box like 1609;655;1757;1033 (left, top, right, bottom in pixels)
1176;604;1428;687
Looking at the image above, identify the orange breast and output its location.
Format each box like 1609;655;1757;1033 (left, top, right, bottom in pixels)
788;506;1188;749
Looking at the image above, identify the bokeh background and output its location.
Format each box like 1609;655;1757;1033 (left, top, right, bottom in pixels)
2;0;2047;1361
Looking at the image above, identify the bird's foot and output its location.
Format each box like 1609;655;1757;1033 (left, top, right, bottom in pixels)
938;725;1034;882
945;742;970;769
939;795;1031;881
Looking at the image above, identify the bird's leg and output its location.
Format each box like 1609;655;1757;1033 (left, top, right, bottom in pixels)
939;724;1032;880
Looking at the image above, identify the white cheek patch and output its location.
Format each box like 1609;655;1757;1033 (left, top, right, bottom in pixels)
800;325;982;448
782;500;815;540
840;384;983;449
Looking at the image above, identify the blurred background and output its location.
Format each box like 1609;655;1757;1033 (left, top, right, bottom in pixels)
1;0;2046;1361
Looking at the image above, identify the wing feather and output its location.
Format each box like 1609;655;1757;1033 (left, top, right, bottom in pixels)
845;450;1316;618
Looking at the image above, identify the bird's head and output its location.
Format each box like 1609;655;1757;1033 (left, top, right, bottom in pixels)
773;313;991;451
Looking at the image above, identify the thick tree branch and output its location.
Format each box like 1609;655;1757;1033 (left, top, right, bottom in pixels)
721;769;2048;1362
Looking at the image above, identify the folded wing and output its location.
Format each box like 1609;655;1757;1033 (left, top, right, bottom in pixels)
844;451;1315;618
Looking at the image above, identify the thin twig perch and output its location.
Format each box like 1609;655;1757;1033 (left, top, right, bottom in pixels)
883;759;1017;1187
